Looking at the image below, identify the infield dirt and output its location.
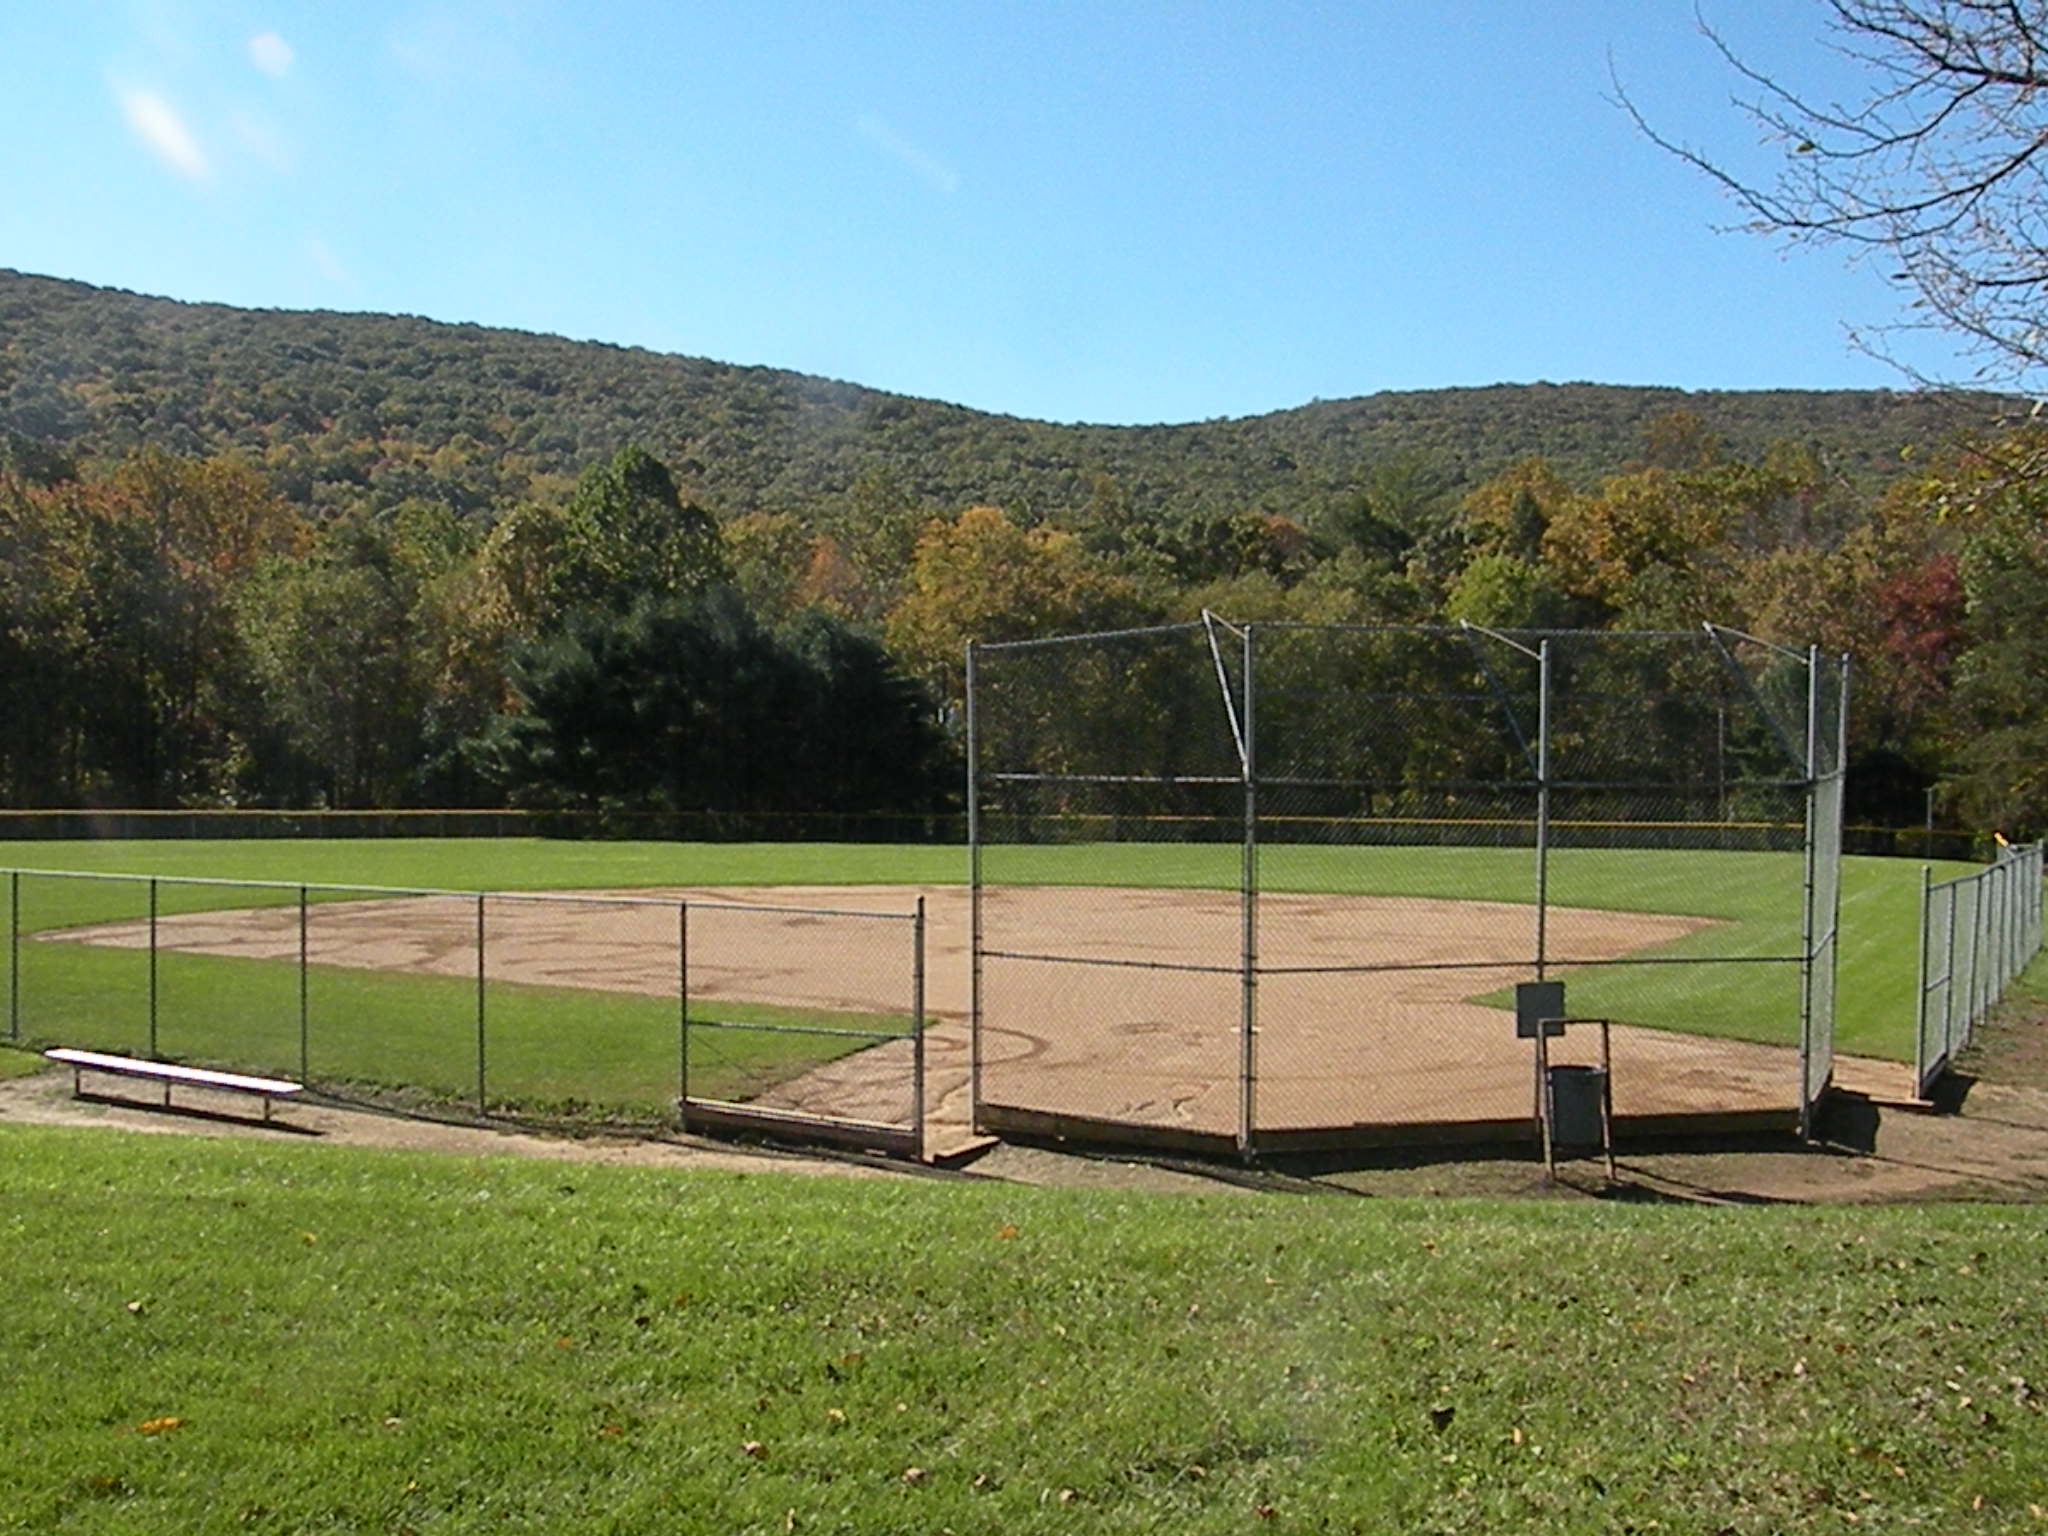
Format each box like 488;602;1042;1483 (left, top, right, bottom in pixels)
50;884;1914;1157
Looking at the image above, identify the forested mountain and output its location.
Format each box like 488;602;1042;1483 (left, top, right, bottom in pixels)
0;269;2014;527
5;267;2047;837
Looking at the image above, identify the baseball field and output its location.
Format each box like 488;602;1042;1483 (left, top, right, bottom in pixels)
0;838;1973;1150
3;838;2045;1533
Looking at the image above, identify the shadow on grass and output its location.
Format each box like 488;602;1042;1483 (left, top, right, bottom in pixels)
1180;1129;1903;1206
1592;1171;1798;1206
72;1089;325;1136
305;1081;679;1136
1816;1089;1882;1153
980;1132;1849;1205
1926;1071;1979;1114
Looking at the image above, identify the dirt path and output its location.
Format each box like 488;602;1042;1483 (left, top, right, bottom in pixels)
0;1063;904;1180
6;1055;2046;1205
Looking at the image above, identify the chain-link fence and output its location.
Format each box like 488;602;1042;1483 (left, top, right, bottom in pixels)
968;618;1850;1154
0;809;965;842
1;869;926;1157
1915;842;2046;1096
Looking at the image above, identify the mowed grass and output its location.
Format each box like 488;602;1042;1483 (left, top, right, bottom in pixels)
0;848;918;1118
0;840;1989;1098
11;942;895;1119
3;1123;2045;1535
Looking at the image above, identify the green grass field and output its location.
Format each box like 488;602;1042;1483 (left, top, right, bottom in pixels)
0;844;927;1119
3;1122;2043;1534
0;838;1993;1120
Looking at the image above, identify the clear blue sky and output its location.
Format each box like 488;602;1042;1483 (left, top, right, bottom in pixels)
0;1;1971;426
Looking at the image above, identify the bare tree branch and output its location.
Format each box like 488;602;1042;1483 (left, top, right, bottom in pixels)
1622;1;2048;396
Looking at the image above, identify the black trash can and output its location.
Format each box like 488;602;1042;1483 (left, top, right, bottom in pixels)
1547;1064;1607;1146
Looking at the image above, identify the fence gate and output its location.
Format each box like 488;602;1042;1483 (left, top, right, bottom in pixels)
678;894;929;1160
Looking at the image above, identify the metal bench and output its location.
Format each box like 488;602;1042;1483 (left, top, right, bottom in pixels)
44;1047;305;1123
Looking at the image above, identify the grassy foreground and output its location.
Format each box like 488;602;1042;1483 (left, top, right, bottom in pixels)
3;1124;2044;1535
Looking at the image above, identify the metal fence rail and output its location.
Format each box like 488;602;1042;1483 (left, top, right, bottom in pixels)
0;806;1993;859
0;808;963;843
1;867;926;1158
1916;842;2046;1095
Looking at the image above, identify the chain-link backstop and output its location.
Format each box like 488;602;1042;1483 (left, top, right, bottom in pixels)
967;617;1850;1155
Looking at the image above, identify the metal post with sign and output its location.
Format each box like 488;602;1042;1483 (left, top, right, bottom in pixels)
1515;980;1617;1181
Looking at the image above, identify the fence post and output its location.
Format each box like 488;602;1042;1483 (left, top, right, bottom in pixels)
2009;857;2023;984
2028;849;2038;961
2003;861;2017;988
2019;852;2031;974
2028;850;2037;958
8;870;17;1042
298;885;309;1084
1989;863;2004;1001
1238;622;1258;1159
2035;846;2043;954
1829;656;1851;1054
1980;873;1993;1029
913;895;927;1162
1534;638;1552;980
1976;873;1991;1031
1946;881;1964;1065
2011;857;2021;983
1797;647;1820;1136
965;640;983;1133
1963;879;1980;1041
1998;860;2015;991
1915;865;1932;1092
677;900;689;1119
2015;856;2026;976
1975;874;1993;1039
1986;865;2002;999
2035;846;2045;956
148;877;159;1058
1950;883;1966;1057
475;894;487;1117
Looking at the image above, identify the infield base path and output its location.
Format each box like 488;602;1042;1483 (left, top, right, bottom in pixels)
53;883;1913;1157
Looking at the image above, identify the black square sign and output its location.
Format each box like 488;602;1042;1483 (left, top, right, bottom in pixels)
1514;980;1566;1039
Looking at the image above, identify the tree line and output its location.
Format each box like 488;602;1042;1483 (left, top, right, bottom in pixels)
0;443;949;826
2;407;2044;835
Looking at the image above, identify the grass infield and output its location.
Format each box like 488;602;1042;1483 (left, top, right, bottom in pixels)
2;1123;2044;1533
0;839;1985;1116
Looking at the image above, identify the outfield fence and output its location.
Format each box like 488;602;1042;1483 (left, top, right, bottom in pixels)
1;868;927;1158
0;807;1989;860
0;808;963;844
969;617;1850;1154
1915;842;2046;1096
